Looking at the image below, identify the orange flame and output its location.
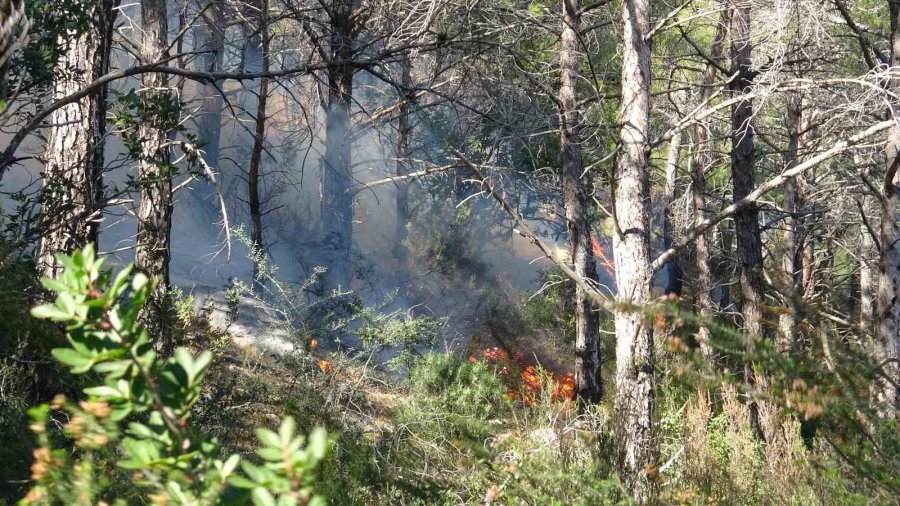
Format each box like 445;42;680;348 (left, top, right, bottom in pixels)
591;236;615;277
316;359;334;374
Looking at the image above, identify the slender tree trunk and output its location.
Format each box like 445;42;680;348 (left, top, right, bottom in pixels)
874;0;900;418
801;169;817;298
195;0;224;168
692;5;729;360
560;0;601;402
661;126;682;297
394;54;411;263
614;0;654;499
778;96;805;352
248;0;270;282
320;0;356;288
135;0;173;347
37;0;115;278
860;192;879;333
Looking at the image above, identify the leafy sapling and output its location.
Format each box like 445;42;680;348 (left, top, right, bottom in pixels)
24;245;329;506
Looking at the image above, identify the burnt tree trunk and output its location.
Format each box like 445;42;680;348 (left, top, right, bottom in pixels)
691;5;729;360
320;0;357;288
875;0;900;418
37;0;115;278
135;0;173;347
560;0;601;402
614;0;655;499
248;0;270;282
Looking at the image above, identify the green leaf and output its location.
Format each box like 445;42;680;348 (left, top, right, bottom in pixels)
227;474;257;489
31;304;70;321
84;386;123;399
222;454;240;477
40;277;68;292
306;427;329;461
251;488;277;506
51;348;92;372
256;428;281;449
57;292;76;316
278;417;296;445
257;448;282;462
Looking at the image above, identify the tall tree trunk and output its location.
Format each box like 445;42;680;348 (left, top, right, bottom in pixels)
860;191;879;333
320;0;356;288
135;0;173;347
778;96;805;352
560;0;601;402
248;0;270;282
195;0;225;168
37;0;115;278
729;1;765;338
801;169;817;298
729;0;767;441
661;126;682;297
394;54;411;263
874;0;900;418
614;0;654;499
692;5;729;360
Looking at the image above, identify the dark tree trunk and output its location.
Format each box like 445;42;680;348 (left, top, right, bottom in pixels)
875;0;900;418
135;0;173;347
614;0;655;500
248;0;270;282
320;0;357;288
37;0;116;278
195;0;225;168
729;1;765;338
394;54;411;263
691;5;729;360
560;0;601;402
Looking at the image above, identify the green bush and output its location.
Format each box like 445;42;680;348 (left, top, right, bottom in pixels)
21;245;330;505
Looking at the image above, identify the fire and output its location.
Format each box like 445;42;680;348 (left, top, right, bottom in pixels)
590;236;615;277
471;348;575;405
316;359;334;374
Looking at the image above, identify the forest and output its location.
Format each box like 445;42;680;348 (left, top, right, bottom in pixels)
0;0;899;503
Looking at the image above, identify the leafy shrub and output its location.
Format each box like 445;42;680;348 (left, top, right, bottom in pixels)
21;245;329;505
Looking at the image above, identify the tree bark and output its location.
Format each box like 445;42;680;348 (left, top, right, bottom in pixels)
195;0;225;168
37;0;115;278
320;0;357;288
614;0;654;499
778;95;805;352
661;126;682;297
729;0;767;441
248;0;270;282
729;1;765;339
691;5;729;360
560;0;601;402
860;191;879;333
875;0;900;418
135;0;173;347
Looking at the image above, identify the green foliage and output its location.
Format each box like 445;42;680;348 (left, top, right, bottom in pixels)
113;89;185;158
22;245;329;505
